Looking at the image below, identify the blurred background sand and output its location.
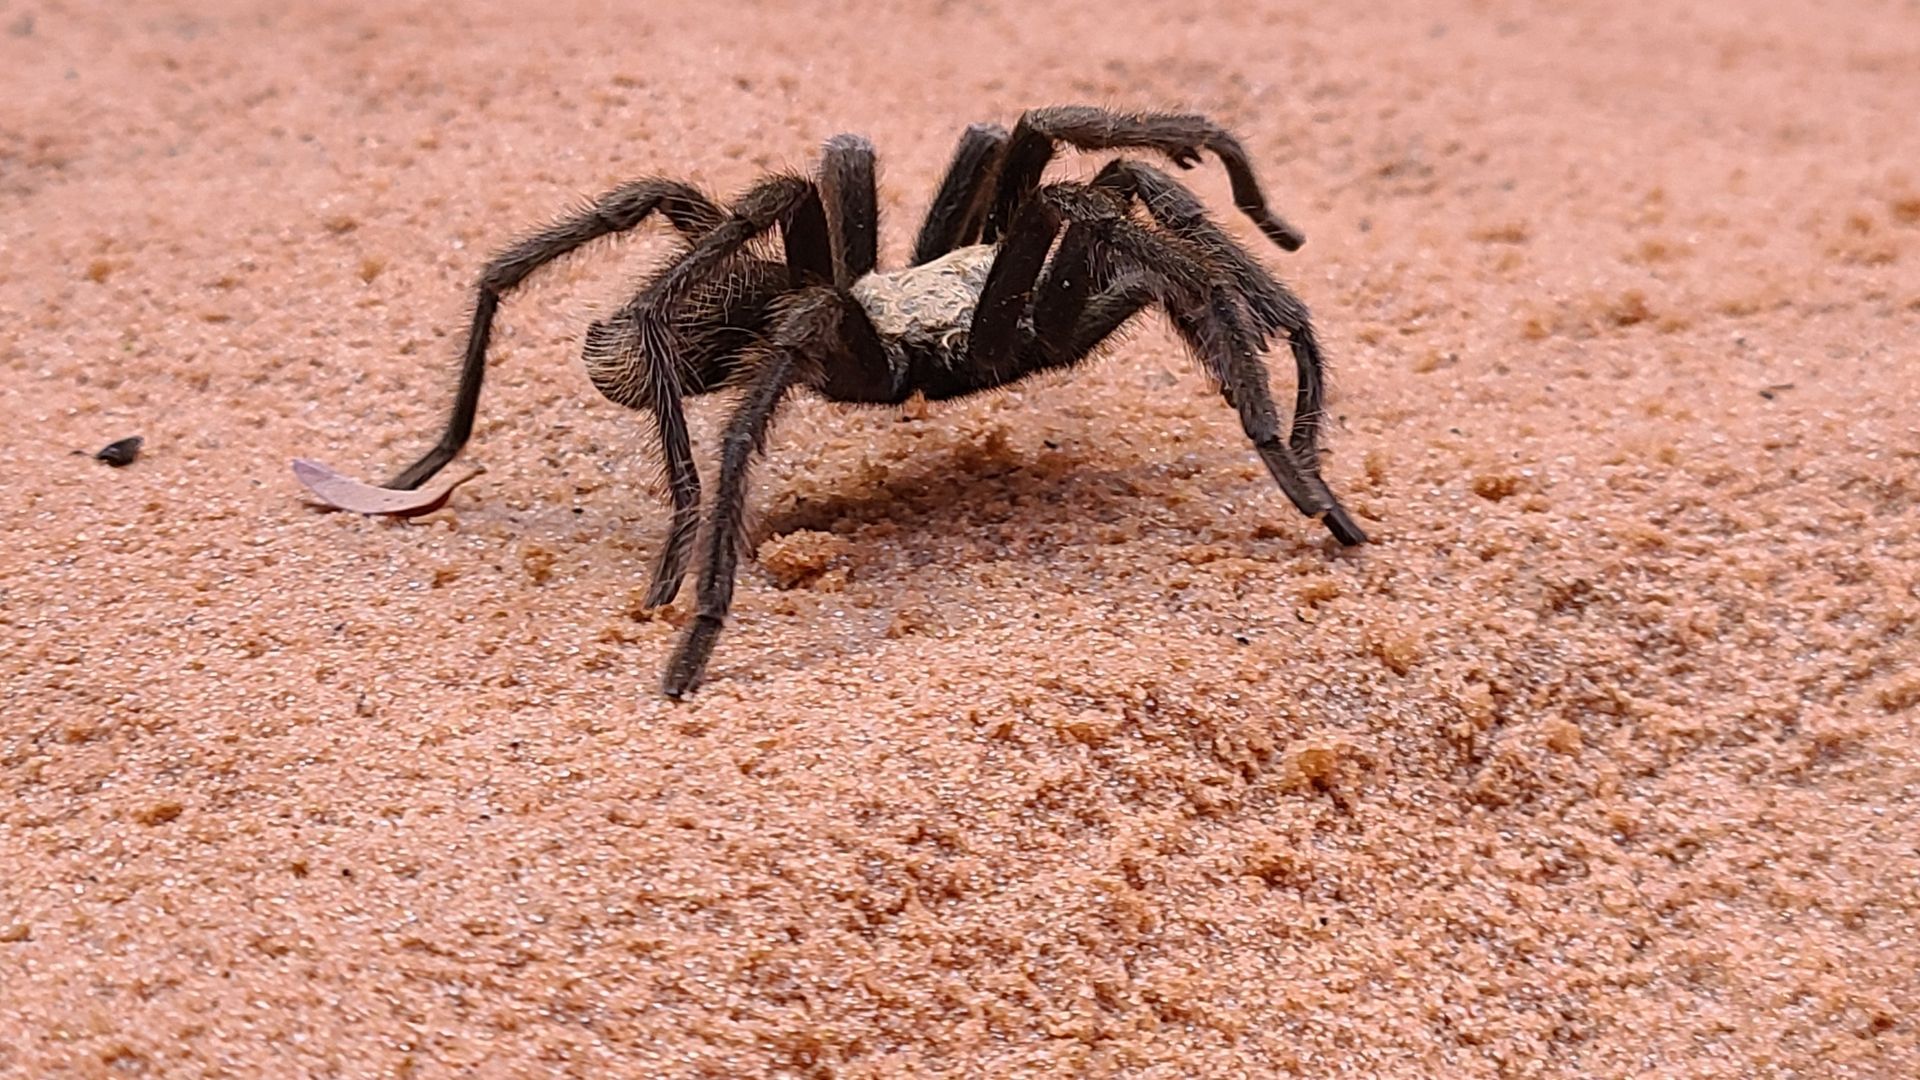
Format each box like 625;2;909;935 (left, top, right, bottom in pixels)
3;1;1917;1075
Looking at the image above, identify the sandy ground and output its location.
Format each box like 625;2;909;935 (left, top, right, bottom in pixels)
4;0;1919;1076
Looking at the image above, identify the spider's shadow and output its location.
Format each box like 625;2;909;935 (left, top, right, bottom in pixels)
710;432;1341;689
755;430;1297;569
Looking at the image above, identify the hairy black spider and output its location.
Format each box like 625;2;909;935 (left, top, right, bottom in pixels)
381;106;1368;698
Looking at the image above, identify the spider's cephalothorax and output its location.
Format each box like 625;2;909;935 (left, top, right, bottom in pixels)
382;106;1368;697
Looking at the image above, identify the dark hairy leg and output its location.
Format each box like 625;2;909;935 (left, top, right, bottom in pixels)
954;184;1207;391
1028;188;1365;543
658;346;800;698
881;194;1147;402
1059;277;1156;358
660;291;861;697
966;196;1063;371
911;122;1010;265
1170;289;1366;545
923;187;1355;546
969;198;1113;376
953;189;1358;541
631;175;823;325
984;106;1306;252
1092;159;1329;466
628;174;836;608
389;179;725;490
820;134;879;285
1029;223;1100;355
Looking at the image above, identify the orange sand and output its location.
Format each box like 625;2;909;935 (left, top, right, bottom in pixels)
4;1;1918;1075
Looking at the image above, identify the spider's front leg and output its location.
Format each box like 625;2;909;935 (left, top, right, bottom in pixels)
1035;189;1367;545
985;106;1306;252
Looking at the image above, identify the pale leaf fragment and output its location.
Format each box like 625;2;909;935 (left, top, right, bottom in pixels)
292;459;484;517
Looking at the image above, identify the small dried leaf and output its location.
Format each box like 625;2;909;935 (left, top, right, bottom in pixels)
292;459;484;517
94;435;143;466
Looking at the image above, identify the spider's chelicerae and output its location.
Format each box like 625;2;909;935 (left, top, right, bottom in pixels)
384;106;1368;697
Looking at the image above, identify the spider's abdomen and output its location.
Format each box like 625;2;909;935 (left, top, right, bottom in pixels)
849;244;995;367
583;257;788;408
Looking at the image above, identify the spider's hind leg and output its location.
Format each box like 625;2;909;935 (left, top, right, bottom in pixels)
390;179;727;490
659;341;804;699
624;174;844;610
660;288;891;698
580;257;795;610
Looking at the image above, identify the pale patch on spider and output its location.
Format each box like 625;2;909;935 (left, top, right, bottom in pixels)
849;243;996;360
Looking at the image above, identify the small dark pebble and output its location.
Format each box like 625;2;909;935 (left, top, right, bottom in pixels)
94;436;143;467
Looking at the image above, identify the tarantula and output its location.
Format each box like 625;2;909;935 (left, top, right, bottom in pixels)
381;106;1367;698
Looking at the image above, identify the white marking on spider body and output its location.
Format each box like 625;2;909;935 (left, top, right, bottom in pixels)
850;244;996;360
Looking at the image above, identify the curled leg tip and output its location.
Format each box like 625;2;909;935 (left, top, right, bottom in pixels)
660;667;697;700
661;614;724;699
642;578;683;610
388;444;461;491
1266;222;1306;252
1324;505;1369;547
